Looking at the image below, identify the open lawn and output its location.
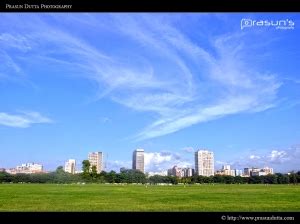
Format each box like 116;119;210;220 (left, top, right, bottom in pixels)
0;184;299;211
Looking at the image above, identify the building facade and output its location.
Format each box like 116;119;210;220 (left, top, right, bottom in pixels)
132;149;145;173
88;152;103;173
195;150;214;176
64;159;76;174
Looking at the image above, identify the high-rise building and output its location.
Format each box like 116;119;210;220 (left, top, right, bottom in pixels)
222;165;231;170
132;149;144;173
64;159;76;174
183;167;194;177
88;152;103;173
244;168;252;177
230;170;235;176
234;169;243;176
195;150;214;176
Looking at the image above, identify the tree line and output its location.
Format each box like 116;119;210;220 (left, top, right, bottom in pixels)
0;160;299;184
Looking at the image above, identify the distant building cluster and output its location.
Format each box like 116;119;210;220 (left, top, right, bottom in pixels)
243;167;274;177
215;165;243;176
167;166;194;178
6;163;44;174
1;148;275;177
147;170;168;177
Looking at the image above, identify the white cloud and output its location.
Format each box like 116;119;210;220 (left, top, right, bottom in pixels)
106;160;131;172
0;111;52;128
144;152;172;167
230;145;300;172
144;151;192;172
268;150;288;163
250;155;261;160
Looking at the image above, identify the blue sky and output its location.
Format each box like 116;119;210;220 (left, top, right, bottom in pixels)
0;13;300;173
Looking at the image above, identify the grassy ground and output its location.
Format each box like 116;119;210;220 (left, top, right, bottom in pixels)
0;184;299;211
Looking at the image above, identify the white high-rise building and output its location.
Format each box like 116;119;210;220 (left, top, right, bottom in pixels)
195;150;214;176
132;149;145;173
230;170;235;176
183;168;194;177
64;159;76;174
235;169;243;176
88;152;103;173
222;165;231;170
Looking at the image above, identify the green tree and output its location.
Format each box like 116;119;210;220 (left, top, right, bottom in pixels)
56;166;64;173
263;174;277;184
224;175;235;184
82;160;90;174
91;165;98;181
0;172;13;183
277;173;289;184
213;175;225;183
289;173;298;184
197;175;206;184
81;160;91;181
234;176;244;184
106;171;117;183
249;176;263;184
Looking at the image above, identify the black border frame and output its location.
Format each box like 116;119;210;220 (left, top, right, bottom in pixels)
0;0;300;12
0;0;299;223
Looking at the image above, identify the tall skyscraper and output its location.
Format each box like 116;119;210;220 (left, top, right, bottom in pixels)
132;149;144;173
195;150;214;176
88;152;103;173
64;159;76;174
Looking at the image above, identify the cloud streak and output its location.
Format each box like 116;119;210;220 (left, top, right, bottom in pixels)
0;14;283;140
0;111;52;128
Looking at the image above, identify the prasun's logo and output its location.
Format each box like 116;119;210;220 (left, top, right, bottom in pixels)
241;19;295;30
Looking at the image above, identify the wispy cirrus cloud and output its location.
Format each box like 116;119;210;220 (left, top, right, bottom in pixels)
0;33;31;52
0;111;52;128
0;14;284;140
182;147;194;153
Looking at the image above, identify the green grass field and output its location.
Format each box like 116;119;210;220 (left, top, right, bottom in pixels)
0;184;299;211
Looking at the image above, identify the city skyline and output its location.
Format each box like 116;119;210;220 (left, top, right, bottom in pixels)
0;149;280;176
0;13;300;173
